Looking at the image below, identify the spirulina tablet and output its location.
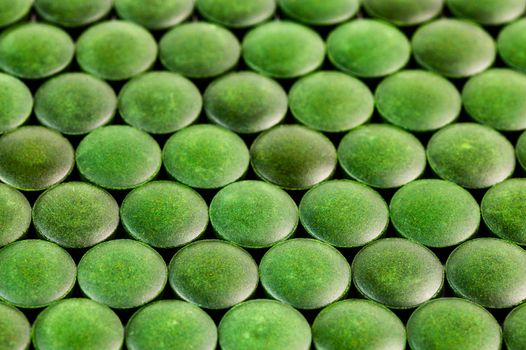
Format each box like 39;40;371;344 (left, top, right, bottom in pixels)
363;0;443;26
196;0;275;28
447;0;526;25
115;0;193;30
498;19;526;73
504;303;526;350
278;0;359;25
0;303;30;350
0;73;32;134
0;0;32;27
516;131;526;171
0;184;30;247
35;0;113;27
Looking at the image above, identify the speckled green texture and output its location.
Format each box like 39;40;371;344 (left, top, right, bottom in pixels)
427;123;515;189
121;181;208;249
115;0;193;30
446;238;526;308
0;73;32;134
35;0;112;27
169;240;259;309
163;124;249;189
0;126;74;191
375;70;461;132
0;184;30;247
76;125;161;190
204;71;287;134
407;298;502;350
412;19;496;78
32;298;124;350
0;240;76;308
35;73;116;135
160;22;240;79
504;303;526;350
390;179;480;248
242;21;325;78
278;0;359;25
447;0;525;25
338;124;426;189
210;180;298;248
78;239;167;309
126;300;217;350
196;0;275;28
250;125;337;190
300;180;388;248
218;299;311;350
260;238;351;309
33;182;119;249
327;19;410;78
363;0;442;26
76;21;157;81
0;0;32;27
517;131;526;170
119;71;202;134
312;299;406;350
0;23;74;79
352;238;444;309
289;71;374;133
498;19;526;73
0;303;30;350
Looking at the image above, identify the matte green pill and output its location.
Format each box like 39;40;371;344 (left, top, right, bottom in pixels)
115;0;193;30
35;0;113;27
504;303;526;350
260;238;351;309
516;131;526;171
0;126;74;191
204;71;287;134
209;180;298;248
327;19;410;78
218;299;311;350
0;0;32;27
76;20;157;81
242;21;325;78
0;303;30;350
289;71;374;133
278;0;359;25
412;19;496;78
352;238;444;309
498;19;526;73
312;299;406;350
76;125;161;190
427;123;515;189
0;73;32;134
35;73;117;135
78;239;167;309
119;71;202;134
363;0;442;26
390;179;480;248
338;124;426;189
0;23;74;79
375;70;461;132
121;181;208;249
299;180;389;248
407;298;502;350
0;184;30;247
126;300;217;350
446;238;526;308
32;298;124;350
160;22;240;79
447;0;525;25
33;182;119;249
0;239;76;308
196;0;275;28
163;124;249;189
168;240;258;309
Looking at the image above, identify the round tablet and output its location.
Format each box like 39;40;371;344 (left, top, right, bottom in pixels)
289;71;374;133
204;71;287;134
0;0;32;27
312;299;406;350
33;182;119;249
0;184;30;247
78;239;167;309
168;240;258;309
363;0;442;26
35;0;113;27
0;303;30;350
278;0;359;25
517;131;526;170
390;179;480;248
504;303;526;350
0;23;74;79
447;0;525;25
219;299;311;350
160;22;240;79
352;238;444;309
196;0;275;28
126;300;217;350
427;123;515;189
121;181;208;249
327;19;410;78
76;21;157;81
338;124;426;189
498;19;526;73
242;21;325;78
119;71;202;134
0;73;32;134
250;125;337;190
0;240;76;308
76;125;161;190
210;180;298;248
0;126;74;191
260;238;351;309
115;0;193;30
32;298;124;350
163;124;249;189
412;19;496;78
407;298;502;350
375;70;461;132
446;238;526;308
35;73;116;135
